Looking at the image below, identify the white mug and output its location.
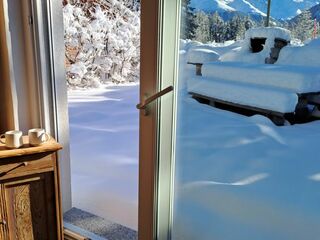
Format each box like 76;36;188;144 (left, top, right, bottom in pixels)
0;130;23;149
28;128;50;146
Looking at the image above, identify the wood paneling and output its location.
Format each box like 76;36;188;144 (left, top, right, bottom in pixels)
0;154;53;181
1;174;58;240
0;138;63;239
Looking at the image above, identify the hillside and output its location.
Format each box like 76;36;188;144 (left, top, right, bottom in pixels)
190;0;320;20
307;3;320;20
290;3;320;24
190;0;265;19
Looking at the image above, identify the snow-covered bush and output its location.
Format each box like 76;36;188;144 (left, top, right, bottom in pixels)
63;0;140;88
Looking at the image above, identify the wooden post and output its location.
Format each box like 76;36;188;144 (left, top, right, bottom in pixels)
196;64;203;76
265;0;272;27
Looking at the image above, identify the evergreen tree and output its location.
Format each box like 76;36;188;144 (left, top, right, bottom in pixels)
180;0;196;40
229;15;246;40
210;12;225;42
244;16;255;31
193;11;211;43
224;21;234;41
254;17;266;28
293;10;313;41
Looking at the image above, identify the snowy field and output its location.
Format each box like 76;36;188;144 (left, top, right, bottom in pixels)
173;33;320;239
172;90;320;240
68;85;139;230
66;27;320;238
67;75;320;238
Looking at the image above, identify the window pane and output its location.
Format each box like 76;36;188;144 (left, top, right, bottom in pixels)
173;0;320;239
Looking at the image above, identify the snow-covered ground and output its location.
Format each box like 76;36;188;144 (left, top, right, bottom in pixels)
67;71;320;238
68;84;139;230
66;28;320;238
173;35;320;239
172;88;320;240
185;29;320;115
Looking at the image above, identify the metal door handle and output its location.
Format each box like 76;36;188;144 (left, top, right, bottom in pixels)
137;86;173;114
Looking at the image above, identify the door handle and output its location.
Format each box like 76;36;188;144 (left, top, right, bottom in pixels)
137;86;173;115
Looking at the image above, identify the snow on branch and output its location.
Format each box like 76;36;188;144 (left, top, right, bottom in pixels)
63;0;140;88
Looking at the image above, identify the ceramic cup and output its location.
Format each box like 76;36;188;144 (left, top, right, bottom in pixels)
28;128;50;146
0;130;23;149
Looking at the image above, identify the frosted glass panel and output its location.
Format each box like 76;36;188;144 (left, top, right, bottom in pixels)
172;1;320;239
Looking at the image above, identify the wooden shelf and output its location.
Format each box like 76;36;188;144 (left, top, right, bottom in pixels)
0;136;62;159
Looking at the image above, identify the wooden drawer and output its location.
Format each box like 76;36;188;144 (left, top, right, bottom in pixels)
0;152;54;180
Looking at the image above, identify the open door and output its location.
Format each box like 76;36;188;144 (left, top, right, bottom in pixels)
139;0;320;239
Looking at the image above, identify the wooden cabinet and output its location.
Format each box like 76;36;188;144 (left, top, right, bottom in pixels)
0;137;63;240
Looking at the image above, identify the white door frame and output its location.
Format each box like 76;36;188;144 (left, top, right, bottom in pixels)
32;0;182;236
32;0;72;212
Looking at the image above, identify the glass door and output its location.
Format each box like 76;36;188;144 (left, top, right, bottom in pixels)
155;0;320;239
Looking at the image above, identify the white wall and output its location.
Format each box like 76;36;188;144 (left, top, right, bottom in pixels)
2;0;72;212
7;0;41;133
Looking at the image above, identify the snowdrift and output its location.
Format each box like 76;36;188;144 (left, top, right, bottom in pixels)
201;62;320;93
187;49;220;64
188;76;298;113
277;38;320;67
220;27;291;64
185;27;320;124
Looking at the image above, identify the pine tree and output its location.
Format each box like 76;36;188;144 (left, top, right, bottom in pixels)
244;16;255;31
228;15;246;40
210;12;225;42
224;21;233;41
180;0;196;40
293;10;314;41
258;17;266;28
193;11;211;43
